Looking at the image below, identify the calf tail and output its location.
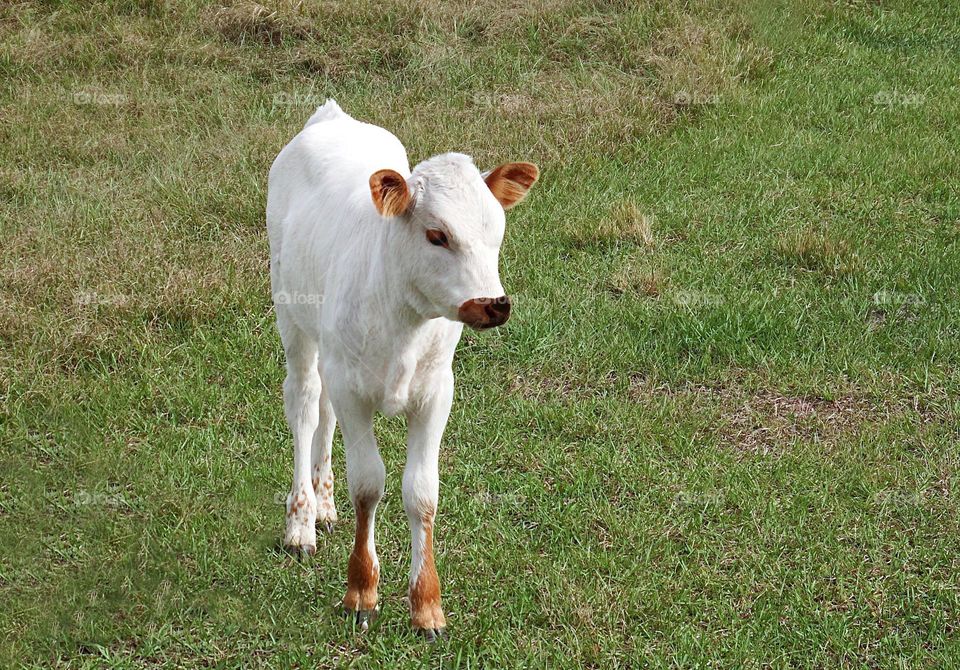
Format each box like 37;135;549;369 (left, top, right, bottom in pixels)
304;99;345;128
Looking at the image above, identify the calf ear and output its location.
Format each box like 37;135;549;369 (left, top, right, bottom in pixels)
370;169;413;217
484;162;539;210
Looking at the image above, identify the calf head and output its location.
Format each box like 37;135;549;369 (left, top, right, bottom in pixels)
369;153;538;329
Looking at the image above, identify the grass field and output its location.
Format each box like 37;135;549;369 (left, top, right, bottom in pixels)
2;0;960;667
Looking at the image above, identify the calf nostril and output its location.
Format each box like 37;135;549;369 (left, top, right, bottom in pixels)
488;296;511;316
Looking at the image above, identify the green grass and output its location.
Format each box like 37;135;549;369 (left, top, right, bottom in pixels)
2;0;959;666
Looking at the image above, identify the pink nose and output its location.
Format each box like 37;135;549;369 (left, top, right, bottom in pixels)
458;296;511;329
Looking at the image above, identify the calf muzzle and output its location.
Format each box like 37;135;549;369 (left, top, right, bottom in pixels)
458;296;511;329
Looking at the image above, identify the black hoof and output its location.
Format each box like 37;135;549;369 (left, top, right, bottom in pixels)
320;520;335;534
417;627;447;643
283;543;316;559
343;607;378;632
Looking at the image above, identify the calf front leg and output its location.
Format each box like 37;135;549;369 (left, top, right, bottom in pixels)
333;391;384;628
403;374;453;640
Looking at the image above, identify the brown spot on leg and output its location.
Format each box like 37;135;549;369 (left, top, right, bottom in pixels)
312;464;335;497
287;490;306;517
410;520;446;631
343;496;379;612
314;466;337;531
283;485;317;556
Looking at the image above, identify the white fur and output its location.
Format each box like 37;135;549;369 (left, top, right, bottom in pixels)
267;100;510;596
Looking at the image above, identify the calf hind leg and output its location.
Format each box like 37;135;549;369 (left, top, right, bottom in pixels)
311;384;338;533
281;323;322;556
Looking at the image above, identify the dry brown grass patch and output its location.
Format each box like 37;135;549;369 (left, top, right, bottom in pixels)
710;389;874;455
650;15;774;109
506;370;913;456
506;368;620;403
420;0;584;41
0;217;268;376
608;202;656;248
195;2;773;159
626;378;901;455
461;68;673;161
671;377;953;456
776;229;858;275
205;1;313;45
573;201;658;250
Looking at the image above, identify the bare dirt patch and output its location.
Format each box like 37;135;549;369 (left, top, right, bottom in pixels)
505;369;935;455
701;388;875;455
607;264;663;299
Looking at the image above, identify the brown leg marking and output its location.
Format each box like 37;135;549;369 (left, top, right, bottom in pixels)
283;483;317;556
343;496;379;612
311;455;333;496
312;458;337;531
410;518;445;631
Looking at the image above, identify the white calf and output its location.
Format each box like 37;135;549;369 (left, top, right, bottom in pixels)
266;100;538;638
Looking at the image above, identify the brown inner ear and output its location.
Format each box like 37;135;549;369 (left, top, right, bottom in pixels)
370;169;411;217
484;162;539;210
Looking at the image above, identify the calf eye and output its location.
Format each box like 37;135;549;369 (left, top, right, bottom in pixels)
426;229;449;248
